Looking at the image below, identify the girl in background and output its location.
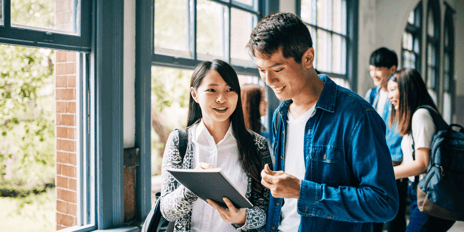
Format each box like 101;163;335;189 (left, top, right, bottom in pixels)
387;68;455;232
241;84;269;140
160;60;272;232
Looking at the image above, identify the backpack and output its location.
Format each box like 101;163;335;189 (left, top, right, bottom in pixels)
411;105;464;221
141;129;188;232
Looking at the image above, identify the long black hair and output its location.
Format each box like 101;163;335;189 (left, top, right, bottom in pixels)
388;68;438;136
187;60;264;194
241;84;264;134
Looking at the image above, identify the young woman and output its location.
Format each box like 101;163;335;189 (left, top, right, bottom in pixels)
240;83;269;138
387;68;455;232
160;59;272;232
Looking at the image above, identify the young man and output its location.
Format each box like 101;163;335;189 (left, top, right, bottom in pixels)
366;48;406;232
246;13;399;232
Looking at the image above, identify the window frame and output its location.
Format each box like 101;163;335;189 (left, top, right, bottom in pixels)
442;6;455;123
402;2;422;70
425;0;440;104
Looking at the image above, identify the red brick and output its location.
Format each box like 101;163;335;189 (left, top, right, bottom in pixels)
68;203;77;216
56;212;63;225
68;178;77;191
65;63;75;75
61;89;75;100
61;140;74;152
62;189;77;203
57;164;62;175
56;114;61;125
67;52;76;61
56;138;61;150
56;76;67;88
57;224;67;230
56;51;67;62
56;0;66;12
67;75;76;88
67;102;76;113
68;152;76;165
56;151;68;163
56;175;68;188
56;102;67;113
62;164;76;178
57;200;67;213
62;214;74;227
67;128;75;139
56;63;67;75
61;114;74;126
56;188;63;200
56;127;68;138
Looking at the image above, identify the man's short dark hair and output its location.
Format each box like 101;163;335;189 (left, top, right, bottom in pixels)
369;47;398;69
246;12;312;63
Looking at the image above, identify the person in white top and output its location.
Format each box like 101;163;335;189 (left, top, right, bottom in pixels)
160;59;273;232
387;68;455;231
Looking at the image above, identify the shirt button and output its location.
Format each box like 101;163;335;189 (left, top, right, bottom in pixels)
283;130;285;135
327;215;332;219
280;155;284;160
323;154;327;160
276;202;280;206
272;226;276;230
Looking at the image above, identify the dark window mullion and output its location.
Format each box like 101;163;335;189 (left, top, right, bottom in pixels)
4;0;10;28
305;22;347;38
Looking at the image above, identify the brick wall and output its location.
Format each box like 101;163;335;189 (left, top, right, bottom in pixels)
55;50;77;230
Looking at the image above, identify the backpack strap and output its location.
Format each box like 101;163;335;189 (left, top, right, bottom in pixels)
175;129;188;159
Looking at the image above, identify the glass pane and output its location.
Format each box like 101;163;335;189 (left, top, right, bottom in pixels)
428;89;437;105
402;33;408;49
151;66;192;192
414;5;421;28
443;93;451;124
331;77;350;89
427;66;435;88
427;43;436;65
316;30;330;72
332;0;346;34
402;51;409;68
444;54;450;73
427;9;434;37
411;52;416;69
154;0;188;57
444;25;449;47
332;34;341;73
414;37;420;53
308;26;317;68
301;0;316;25
11;0;80;34
231;8;255;66
233;0;254;7
408;10;414;24
197;0;225;60
0;0;3;26
317;0;331;29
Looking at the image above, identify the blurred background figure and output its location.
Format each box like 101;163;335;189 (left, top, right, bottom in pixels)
241;84;269;140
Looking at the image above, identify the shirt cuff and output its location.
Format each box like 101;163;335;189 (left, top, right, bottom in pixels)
297;180;321;214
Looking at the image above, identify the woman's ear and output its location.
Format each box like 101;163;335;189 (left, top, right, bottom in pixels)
190;87;198;103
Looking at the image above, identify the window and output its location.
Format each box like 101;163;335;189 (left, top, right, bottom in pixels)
151;0;262;179
299;0;350;88
402;2;421;70
425;0;440;104
443;8;454;124
0;0;93;231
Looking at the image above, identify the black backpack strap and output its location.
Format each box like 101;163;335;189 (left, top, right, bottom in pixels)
176;129;188;159
417;105;449;130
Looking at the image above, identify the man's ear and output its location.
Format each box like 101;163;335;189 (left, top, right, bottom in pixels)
390;65;397;74
302;47;315;69
190;87;198;103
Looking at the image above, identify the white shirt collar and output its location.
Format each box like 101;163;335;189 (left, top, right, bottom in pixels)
195;120;235;146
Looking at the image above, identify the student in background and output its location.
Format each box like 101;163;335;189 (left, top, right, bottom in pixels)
160;60;272;232
387;68;456;232
241;83;269;139
247;12;398;232
365;47;407;232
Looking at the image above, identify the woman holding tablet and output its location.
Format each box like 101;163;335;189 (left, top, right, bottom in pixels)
160;59;272;232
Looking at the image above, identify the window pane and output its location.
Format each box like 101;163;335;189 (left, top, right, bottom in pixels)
0;0;3;26
332;0;346;34
11;0;80;35
154;0;188;57
197;0;225;60
410;52;416;69
408;11;414;24
308;26;317;68
444;25;449;47
427;66;435;89
332;34;342;74
317;0;331;29
414;37;420;54
231;8;255;67
301;0;316;25
331;77;349;89
316;30;330;72
427;9;434;37
151;66;191;189
443;93;451;124
233;0;255;7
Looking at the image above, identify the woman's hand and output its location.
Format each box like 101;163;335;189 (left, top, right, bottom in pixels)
194;162;215;170
207;197;246;226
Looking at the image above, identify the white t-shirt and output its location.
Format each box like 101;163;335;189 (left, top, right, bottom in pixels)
279;105;316;232
401;109;436;182
190;121;248;232
376;89;388;117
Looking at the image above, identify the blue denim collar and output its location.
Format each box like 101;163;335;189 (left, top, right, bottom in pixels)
277;74;337;116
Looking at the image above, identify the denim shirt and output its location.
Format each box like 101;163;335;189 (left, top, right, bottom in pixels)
265;75;399;232
365;86;403;162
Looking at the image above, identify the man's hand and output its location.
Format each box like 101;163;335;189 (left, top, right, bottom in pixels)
207;197;246;226
261;164;301;198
